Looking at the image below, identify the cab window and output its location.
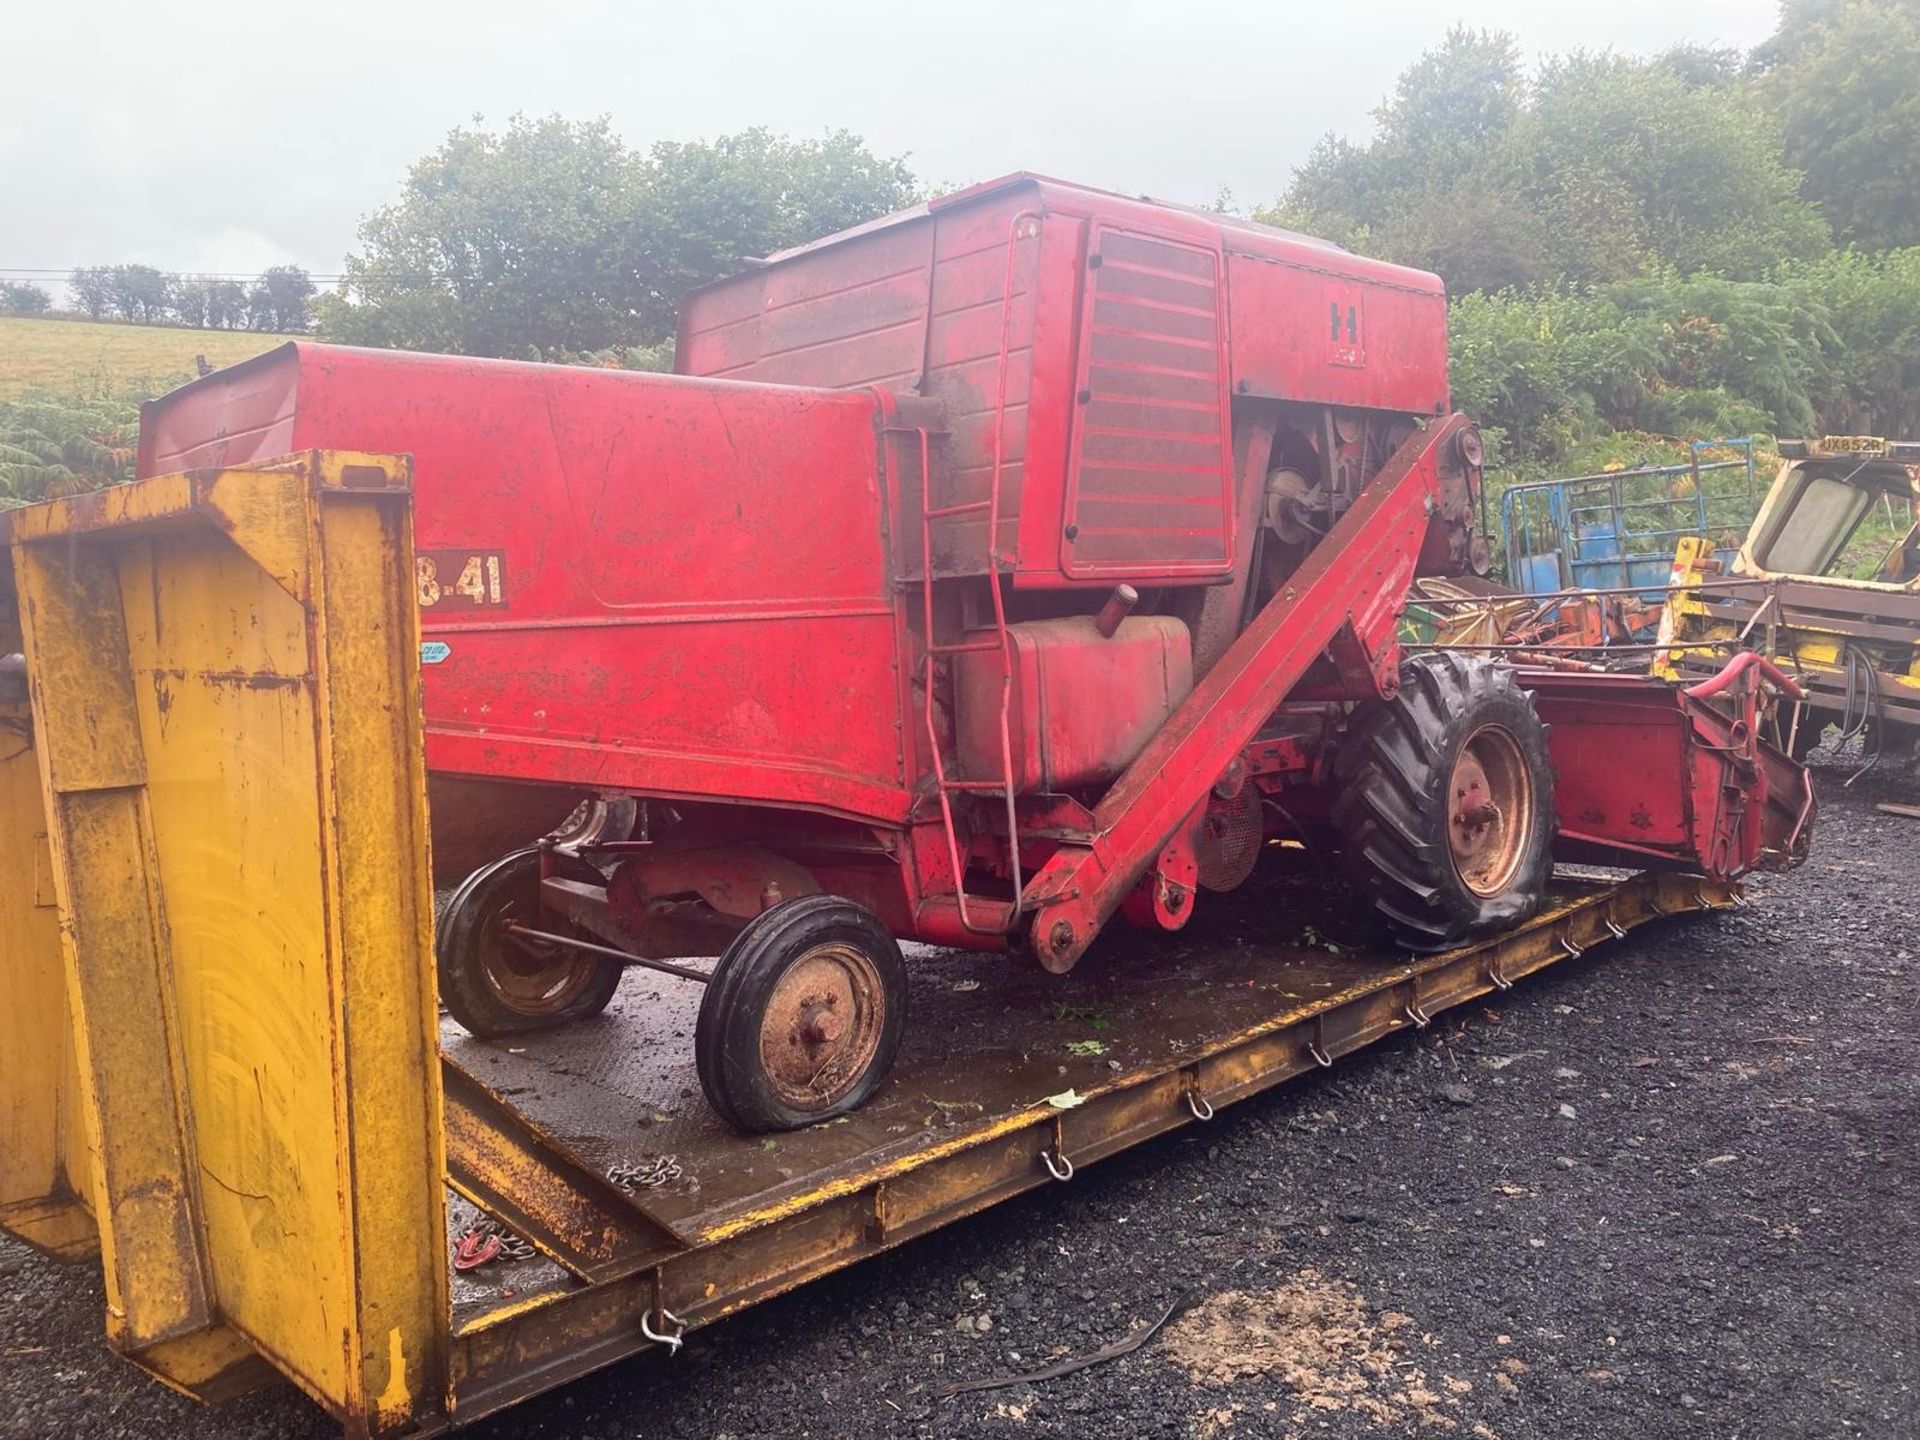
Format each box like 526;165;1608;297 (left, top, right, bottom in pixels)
1752;466;1874;575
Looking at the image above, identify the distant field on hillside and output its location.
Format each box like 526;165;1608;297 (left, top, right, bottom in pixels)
0;316;293;399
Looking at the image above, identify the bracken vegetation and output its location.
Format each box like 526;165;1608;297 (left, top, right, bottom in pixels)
1261;2;1920;493
0;374;162;507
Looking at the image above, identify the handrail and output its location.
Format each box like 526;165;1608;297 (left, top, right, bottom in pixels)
1683;649;1805;703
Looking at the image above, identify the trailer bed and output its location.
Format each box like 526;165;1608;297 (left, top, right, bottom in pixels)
438;866;1731;1423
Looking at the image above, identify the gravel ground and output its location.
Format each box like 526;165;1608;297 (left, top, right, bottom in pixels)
4;757;1916;1440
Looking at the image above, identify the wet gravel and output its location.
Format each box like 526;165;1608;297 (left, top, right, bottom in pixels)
4;757;1916;1440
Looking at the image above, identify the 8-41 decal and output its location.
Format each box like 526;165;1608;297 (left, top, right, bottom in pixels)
416;550;507;609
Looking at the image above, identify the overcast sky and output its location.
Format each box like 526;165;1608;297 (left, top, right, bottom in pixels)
1;1;1778;286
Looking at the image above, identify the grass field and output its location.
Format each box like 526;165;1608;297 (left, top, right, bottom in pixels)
0;316;292;399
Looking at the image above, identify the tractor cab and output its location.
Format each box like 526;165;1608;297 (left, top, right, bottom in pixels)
1659;435;1920;756
1739;437;1920;589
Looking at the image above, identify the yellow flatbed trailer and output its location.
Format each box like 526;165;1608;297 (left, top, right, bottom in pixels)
0;455;1737;1438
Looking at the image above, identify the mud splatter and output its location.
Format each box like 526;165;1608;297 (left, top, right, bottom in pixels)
1165;1270;1472;1431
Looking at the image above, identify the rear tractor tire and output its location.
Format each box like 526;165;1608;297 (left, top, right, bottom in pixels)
438;848;625;1037
696;895;908;1133
1332;653;1556;951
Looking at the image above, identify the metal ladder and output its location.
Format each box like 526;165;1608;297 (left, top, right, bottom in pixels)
915;425;1021;936
913;211;1039;936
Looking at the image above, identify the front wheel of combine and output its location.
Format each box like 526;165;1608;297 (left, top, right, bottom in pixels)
1332;653;1556;951
696;895;908;1133
437;848;625;1037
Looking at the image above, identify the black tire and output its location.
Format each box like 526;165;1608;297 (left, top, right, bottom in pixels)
695;895;908;1133
1331;653;1556;951
437;848;624;1037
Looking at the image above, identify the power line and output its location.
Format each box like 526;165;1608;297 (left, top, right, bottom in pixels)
0;266;556;285
0;266;343;276
0;268;351;283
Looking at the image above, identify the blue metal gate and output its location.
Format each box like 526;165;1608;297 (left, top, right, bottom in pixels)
1499;440;1758;596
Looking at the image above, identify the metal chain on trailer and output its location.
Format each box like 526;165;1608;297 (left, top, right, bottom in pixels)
452;1215;539;1272
606;1154;682;1192
454;1158;682;1272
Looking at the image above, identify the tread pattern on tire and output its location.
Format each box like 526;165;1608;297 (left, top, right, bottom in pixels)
696;893;907;1134
1330;652;1556;951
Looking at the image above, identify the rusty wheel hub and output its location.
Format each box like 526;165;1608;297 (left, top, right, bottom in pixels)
1446;724;1534;899
485;905;601;1016
759;942;885;1109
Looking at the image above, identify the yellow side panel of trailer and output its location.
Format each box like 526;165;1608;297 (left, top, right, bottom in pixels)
116;526;349;1391
0;676;98;1255
1;453;451;1436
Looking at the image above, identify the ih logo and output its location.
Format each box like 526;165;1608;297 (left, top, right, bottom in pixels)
416;550;508;609
1325;285;1366;368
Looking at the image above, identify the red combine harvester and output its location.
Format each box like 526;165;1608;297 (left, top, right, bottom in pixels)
140;174;1811;1132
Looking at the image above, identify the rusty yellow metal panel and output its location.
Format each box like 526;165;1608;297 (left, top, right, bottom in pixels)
12;539;218;1352
1659;532;1920;709
0;587;97;1258
108;522;349;1394
310;474;452;1431
6;453;449;1437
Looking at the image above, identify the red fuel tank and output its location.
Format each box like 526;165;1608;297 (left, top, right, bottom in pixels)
954;616;1193;792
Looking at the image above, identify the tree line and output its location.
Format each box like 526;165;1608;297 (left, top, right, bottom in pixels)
315;2;1919;484
0;264;317;333
319;122;915;364
0;282;53;316
1259;0;1920;479
8;0;1917;512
